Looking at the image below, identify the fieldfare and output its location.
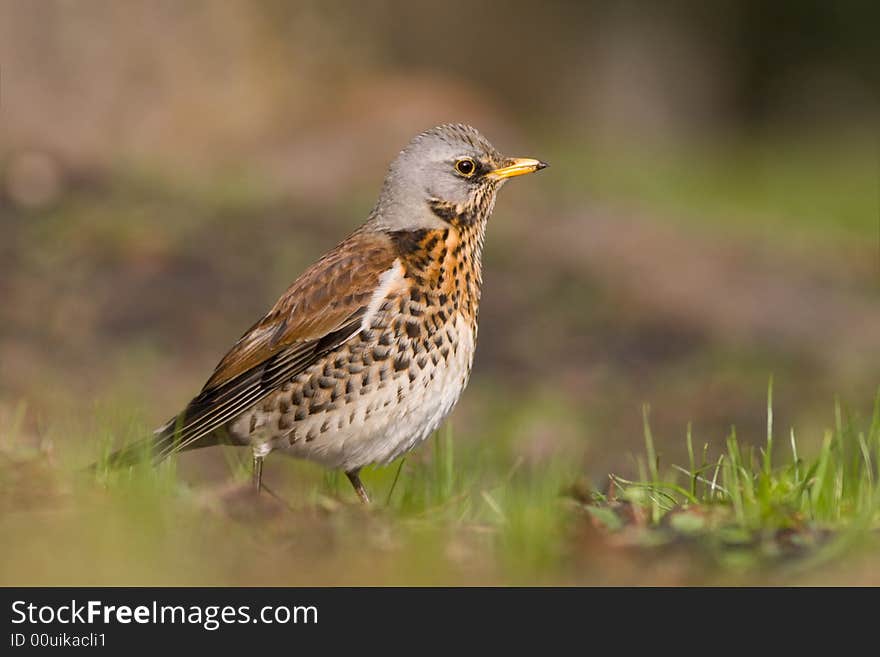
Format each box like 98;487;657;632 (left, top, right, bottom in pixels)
107;124;547;502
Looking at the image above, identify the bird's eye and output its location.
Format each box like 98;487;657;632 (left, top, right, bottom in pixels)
454;158;476;176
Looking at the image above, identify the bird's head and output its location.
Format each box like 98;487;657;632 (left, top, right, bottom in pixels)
370;123;547;232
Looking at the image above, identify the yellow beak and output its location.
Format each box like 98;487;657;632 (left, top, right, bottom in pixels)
488;157;549;180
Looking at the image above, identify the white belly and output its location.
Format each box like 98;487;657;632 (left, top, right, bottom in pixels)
281;315;475;472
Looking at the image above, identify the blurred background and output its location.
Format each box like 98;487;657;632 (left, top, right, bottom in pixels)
1;1;878;493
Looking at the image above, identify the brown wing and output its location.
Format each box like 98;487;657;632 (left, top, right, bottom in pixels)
152;229;402;459
205;229;400;390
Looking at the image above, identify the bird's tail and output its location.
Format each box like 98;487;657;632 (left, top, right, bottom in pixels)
94;415;208;470
99;434;165;469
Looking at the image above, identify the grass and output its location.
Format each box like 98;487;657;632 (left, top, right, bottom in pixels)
2;382;879;586
589;382;880;572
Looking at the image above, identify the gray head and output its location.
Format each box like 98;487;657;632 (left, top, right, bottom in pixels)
370;124;547;231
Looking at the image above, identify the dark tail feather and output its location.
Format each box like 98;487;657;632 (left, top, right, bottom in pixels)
90;423;172;472
93;416;219;471
101;435;165;469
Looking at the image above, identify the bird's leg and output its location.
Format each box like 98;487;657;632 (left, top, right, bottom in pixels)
252;454;264;493
251;442;272;494
346;469;370;504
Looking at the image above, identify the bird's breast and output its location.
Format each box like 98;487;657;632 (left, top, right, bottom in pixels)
393;224;484;330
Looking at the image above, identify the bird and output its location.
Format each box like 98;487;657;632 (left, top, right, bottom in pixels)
105;123;547;503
